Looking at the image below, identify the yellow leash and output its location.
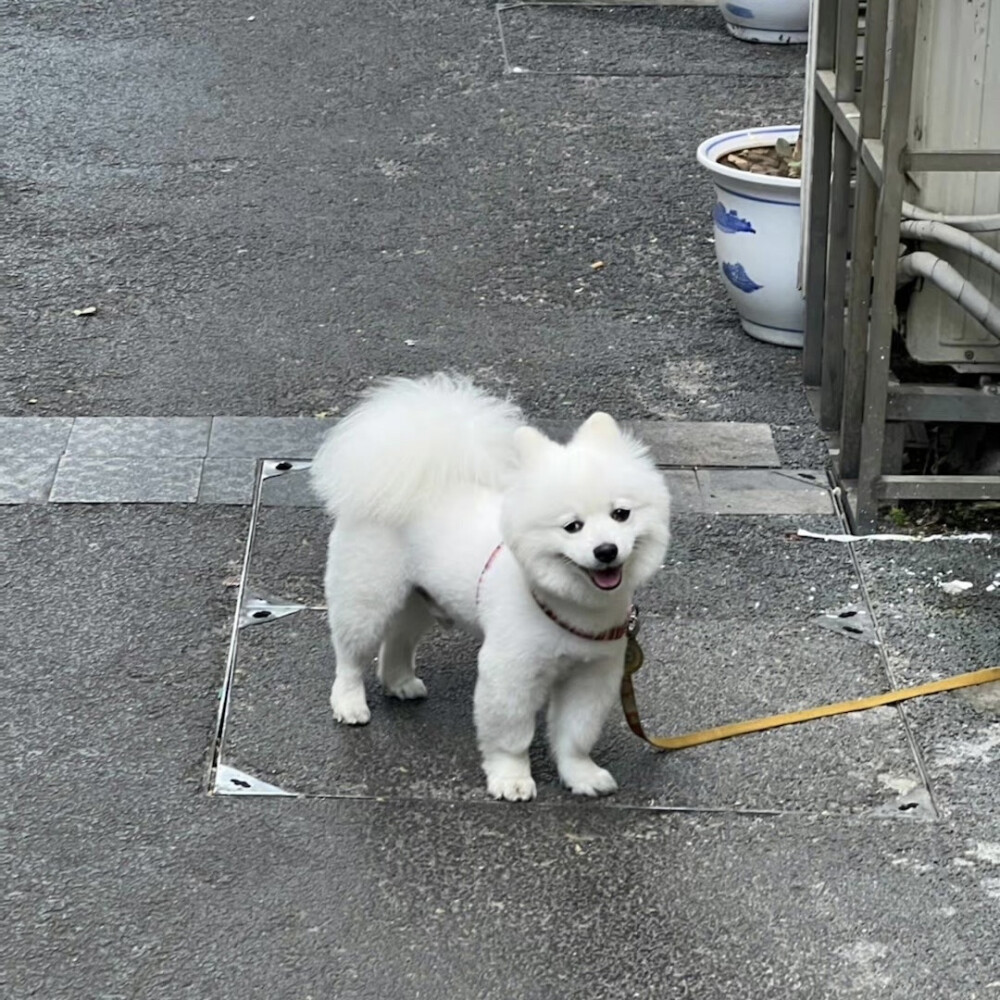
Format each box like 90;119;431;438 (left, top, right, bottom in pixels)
620;635;1000;752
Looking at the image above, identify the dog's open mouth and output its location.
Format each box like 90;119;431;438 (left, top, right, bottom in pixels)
589;566;623;591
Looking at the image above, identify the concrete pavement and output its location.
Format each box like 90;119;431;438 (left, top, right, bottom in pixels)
4;2;1000;997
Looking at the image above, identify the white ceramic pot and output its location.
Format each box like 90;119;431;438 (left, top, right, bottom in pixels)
717;0;809;44
696;125;805;349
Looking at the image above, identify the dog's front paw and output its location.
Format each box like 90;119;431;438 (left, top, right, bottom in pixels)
385;677;427;701
560;759;618;797
482;752;536;802
486;774;537;802
330;680;371;725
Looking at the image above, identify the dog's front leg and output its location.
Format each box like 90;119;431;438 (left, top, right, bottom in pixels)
547;656;622;796
474;645;547;802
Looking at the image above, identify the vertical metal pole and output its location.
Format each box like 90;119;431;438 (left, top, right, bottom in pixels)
855;2;919;533
803;0;839;386
818;0;860;429
820;132;851;430
839;0;889;479
804;106;833;388
833;0;859;105
882;422;906;475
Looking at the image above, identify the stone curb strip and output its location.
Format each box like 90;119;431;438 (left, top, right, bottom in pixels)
0;416;830;514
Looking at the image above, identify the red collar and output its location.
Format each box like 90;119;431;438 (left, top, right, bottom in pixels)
477;543;630;642
532;596;630;641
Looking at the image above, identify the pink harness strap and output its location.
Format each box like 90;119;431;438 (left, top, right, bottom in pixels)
532;597;629;642
475;543;504;607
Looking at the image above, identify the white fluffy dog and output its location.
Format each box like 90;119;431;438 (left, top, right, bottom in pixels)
311;374;671;801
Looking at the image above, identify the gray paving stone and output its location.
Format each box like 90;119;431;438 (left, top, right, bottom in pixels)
206;417;780;469
50;457;203;503
0;416;73;458
65;417;211;456
698;469;834;515
662;469;702;513
0;455;61;503
199;461;320;507
636;420;781;468
0;417;779;492
198;458;258;505
538;419;780;468
208;417;333;458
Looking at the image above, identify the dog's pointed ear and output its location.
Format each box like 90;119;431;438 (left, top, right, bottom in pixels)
514;425;556;465
572;412;621;447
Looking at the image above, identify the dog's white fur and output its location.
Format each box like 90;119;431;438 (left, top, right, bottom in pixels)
311;374;671;801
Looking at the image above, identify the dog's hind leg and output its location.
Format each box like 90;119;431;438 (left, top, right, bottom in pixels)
377;590;433;700
324;522;409;725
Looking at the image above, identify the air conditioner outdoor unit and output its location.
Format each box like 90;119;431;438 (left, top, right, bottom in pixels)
903;0;1000;371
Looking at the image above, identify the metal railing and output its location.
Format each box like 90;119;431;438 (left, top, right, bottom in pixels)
804;0;1000;533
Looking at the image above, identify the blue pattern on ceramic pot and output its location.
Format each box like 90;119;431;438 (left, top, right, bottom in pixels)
722;262;764;293
713;202;756;234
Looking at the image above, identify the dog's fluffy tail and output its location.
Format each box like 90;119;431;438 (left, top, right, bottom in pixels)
311;373;523;523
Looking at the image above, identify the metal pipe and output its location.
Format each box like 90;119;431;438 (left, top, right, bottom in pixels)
897;251;1000;341
902;202;1000;232
900;220;1000;276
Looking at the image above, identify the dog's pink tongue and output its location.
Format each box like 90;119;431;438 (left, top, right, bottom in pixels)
591;567;623;590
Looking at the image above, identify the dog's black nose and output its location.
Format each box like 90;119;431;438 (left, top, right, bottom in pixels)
593;543;618;564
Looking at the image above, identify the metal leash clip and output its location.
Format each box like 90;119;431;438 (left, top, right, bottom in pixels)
627;604;640;638
624;605;644;677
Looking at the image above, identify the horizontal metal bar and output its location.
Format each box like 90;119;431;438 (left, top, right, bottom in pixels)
814;69;838;114
887;384;1000;423
816;70;862;146
904;150;1000;173
859;137;884;186
876;475;1000;501
814;72;883;186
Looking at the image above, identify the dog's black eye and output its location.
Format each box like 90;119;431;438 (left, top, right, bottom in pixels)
563;520;584;534
611;508;630;522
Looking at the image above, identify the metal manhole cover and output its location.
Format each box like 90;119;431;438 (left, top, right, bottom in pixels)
207;464;928;817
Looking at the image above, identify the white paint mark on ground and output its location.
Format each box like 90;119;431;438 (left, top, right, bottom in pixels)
958;680;1000;714
797;529;992;543
663;359;716;399
982;877;1000;900
878;774;920;795
968;842;1000;866
935;729;1000;768
375;159;412;180
836;941;892;991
